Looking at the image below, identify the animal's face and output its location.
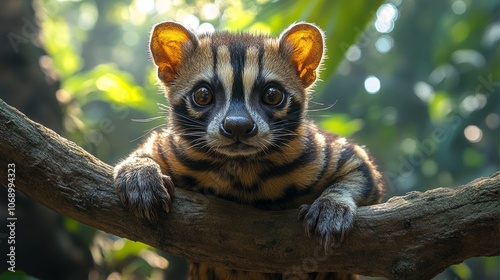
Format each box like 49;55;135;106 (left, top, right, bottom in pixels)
150;22;324;157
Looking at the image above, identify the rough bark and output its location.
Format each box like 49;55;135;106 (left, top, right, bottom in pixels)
0;98;499;279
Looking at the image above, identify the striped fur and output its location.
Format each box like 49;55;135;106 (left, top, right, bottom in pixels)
114;21;384;280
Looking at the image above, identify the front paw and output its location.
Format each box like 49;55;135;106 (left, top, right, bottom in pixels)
114;157;175;223
298;198;356;248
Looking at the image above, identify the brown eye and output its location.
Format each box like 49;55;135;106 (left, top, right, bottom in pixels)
262;87;284;106
192;87;213;106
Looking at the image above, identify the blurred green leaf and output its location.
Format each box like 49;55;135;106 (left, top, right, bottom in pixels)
223;1;260;30
0;271;37;280
320;114;363;137
429;91;452;124
451;20;470;43
112;239;151;262
485;257;500;276
64;217;96;244
249;0;384;88
42;16;82;78
450;262;472;280
63;64;156;111
463;148;485;168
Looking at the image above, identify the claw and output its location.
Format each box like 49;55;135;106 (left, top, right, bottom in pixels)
162;175;175;213
114;158;176;222
163;175;175;195
297;198;356;248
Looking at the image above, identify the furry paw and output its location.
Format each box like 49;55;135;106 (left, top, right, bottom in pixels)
298;197;356;248
114;157;174;222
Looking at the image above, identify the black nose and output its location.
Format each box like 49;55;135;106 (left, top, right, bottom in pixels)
219;116;258;140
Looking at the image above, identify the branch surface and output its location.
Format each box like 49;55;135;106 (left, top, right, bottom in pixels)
0;99;499;279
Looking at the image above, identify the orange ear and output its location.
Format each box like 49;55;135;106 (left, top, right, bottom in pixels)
279;23;324;88
150;21;198;83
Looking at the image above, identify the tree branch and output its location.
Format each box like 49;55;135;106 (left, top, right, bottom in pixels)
0;98;499;279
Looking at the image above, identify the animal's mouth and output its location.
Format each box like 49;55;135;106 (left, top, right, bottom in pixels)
216;141;262;156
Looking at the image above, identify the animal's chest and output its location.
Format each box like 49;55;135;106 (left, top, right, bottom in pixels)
170;156;324;210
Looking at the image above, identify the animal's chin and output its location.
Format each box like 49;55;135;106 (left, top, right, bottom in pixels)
215;141;263;157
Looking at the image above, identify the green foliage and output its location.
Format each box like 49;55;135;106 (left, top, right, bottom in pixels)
450;261;472;279
247;0;384;88
62;64;154;110
0;271;37;280
63;217;96;245
42;15;83;78
320;114;364;137
33;0;499;279
428;91;453;124
90;232;169;278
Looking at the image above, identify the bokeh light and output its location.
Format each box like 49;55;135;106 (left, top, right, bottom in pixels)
451;0;467;15
375;3;398;33
464;125;483;143
364;75;381;94
346;45;361;62
375;35;394;53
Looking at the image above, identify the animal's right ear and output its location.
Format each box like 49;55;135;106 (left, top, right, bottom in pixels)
150;21;198;83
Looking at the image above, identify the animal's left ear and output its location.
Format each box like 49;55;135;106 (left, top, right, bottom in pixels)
279;23;324;88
